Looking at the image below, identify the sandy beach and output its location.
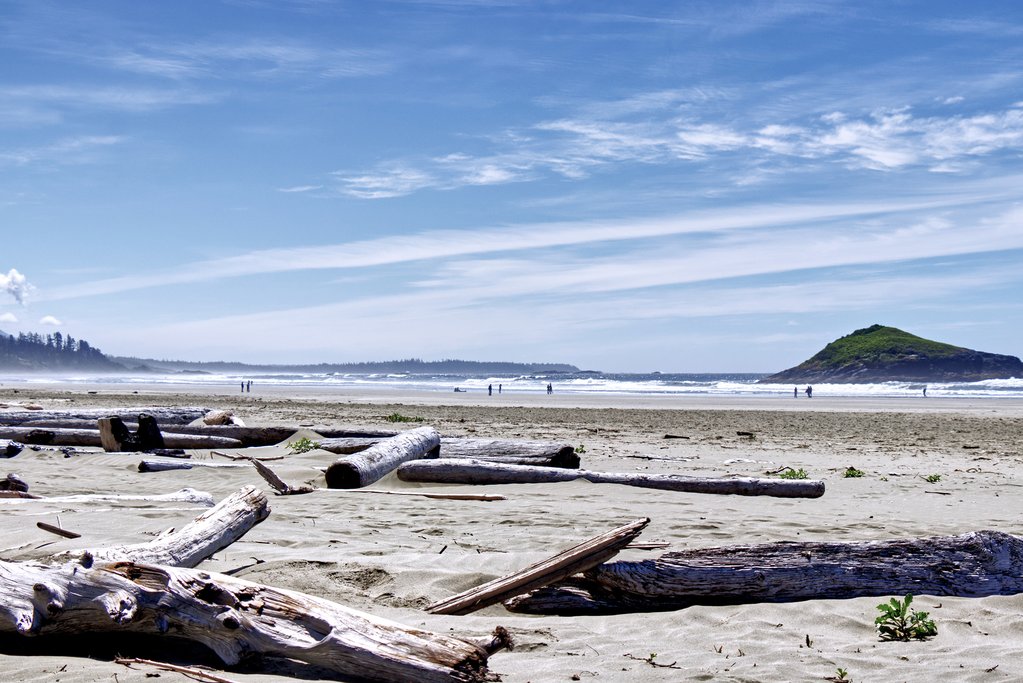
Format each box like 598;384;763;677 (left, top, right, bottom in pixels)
3;383;1023;682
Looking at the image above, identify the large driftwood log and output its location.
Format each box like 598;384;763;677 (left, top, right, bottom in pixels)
47;485;269;566
505;530;1023;614
0;559;499;682
398;459;825;498
0;407;210;426
428;518;649;616
139;460;249;473
319;437;579;468
0;488;215;506
325;426;441;489
0;425;242;450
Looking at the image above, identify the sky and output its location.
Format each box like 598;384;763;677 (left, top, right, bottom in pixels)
2;0;1022;372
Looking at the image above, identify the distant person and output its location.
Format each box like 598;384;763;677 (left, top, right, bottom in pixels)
547;382;553;395
488;383;493;396
794;387;798;398
805;385;813;398
246;380;251;393
241;381;245;393
923;386;927;397
498;383;502;394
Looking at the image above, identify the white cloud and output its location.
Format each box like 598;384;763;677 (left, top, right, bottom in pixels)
0;135;125;167
39;315;62;326
0;269;33;304
276;184;323;193
0;312;17;323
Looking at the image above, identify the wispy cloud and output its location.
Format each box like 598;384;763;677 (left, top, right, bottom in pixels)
40;191;1019;302
327;100;1023;198
38;315;62;326
277;184;323;193
0;135;125;167
0;85;217;114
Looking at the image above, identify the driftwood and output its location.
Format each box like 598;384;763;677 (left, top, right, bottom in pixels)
2;439;23;457
1;472;29;493
325;426;441;489
505;530;1023;614
139;460;249;473
251;460;315;495
427;518;649;615
398;459;825;498
36;522;81;539
0;425;242;450
318;436;579;468
0;488;215;506
0;406;210;426
98;415;164;451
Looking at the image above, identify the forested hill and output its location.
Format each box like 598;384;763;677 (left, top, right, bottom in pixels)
114;357;581;375
0;331;124;371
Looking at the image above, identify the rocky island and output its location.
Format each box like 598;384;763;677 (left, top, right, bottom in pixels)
760;324;1023;383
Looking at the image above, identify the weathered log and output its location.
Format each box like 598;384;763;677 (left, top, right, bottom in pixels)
504;530;1023;614
98;415;165;451
37;522;81;539
0;425;242;450
1;488;215;506
325;426;441;489
0;559;498;682
318;436;579;468
49;486;268;567
251;460;315;496
1;439;23;457
0;406;210;426
398;459;825;498
139;460;249;473
427;518;649;616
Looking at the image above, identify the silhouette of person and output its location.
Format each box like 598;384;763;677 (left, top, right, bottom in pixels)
246;380;251;393
488;384;493;396
923;386;927;397
794;387;798;398
498;383;502;394
805;385;813;398
241;381;245;393
547;382;553;395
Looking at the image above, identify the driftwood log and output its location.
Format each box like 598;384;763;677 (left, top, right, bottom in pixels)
398;459;825;498
325;426;441;489
505;530;1023;614
139;460;249;473
0;488;215;506
0;426;242;450
0;485;503;681
2;439;23;457
0;407;210;426
428;518;649;616
319;437;579;468
1;472;29;493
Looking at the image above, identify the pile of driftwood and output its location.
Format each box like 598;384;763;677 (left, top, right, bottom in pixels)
6;405;1023;680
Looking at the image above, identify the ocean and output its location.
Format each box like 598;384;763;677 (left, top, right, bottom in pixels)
9;371;1023;398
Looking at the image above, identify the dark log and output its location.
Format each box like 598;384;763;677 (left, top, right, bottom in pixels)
1;472;29;493
398;459;825;498
18;422;400;447
1;439;23;457
36;522;81;539
505;530;1023;614
325;426;440;489
139;460;249;473
318;436;579;468
0;425;242;450
427;518;649;616
98;415;164;452
0;407;210;426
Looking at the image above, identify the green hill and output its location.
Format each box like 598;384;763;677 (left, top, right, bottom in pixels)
760;325;1023;383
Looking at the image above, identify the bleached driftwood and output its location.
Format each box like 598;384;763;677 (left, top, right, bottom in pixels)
0;488;215;506
139;460;249;473
398;459;825;498
0;407;210;426
251;459;315;496
0;559;501;682
0;426;242;450
505;530;1023;614
325;426;441;489
318;436;579;468
427;518;649;616
47;485;269;566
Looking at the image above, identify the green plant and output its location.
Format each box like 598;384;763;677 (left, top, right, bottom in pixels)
287;437;319;454
828;667;850;682
576;444;586;454
874;594;937;641
924;473;941;483
779;467;809;480
844;466;865;478
385;413;424;423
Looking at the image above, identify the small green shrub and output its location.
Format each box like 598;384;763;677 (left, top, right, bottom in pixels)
287;437;319;454
576;444;586;454
385;413;424;423
844;466;865;478
875;594;937;641
924;473;941;483
779;467;809;480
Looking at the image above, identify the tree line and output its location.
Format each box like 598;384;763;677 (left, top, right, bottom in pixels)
0;331;122;370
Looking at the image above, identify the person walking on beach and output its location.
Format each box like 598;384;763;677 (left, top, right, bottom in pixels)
246;380;251;393
498;383;502;394
547;382;553;395
805;385;813;398
923;386;927;397
241;381;245;393
794;387;798;398
488;384;493;396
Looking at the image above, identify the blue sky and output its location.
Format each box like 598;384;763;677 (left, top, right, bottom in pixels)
2;0;1022;372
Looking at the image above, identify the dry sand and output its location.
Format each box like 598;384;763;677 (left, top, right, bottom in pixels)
3;383;1023;682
